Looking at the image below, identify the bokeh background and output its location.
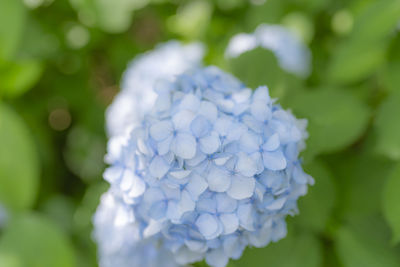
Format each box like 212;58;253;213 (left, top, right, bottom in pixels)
1;0;400;266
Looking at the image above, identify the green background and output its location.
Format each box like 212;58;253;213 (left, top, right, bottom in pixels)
1;0;400;266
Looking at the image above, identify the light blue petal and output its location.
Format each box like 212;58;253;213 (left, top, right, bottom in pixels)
237;204;254;231
196;197;217;213
253;86;271;102
214;117;232;137
219;213;239;235
227;175;255;200
157;136;173;155
179;94;201;112
185;150;207;166
239;131;260;153
213;155;231;166
247;222;272;247
143;187;165;204
236;152;257;177
263;133;280;151
161;184;181;200
207;166;231;192
171;133;197;159
184;239;207;253
191;116;211;137
271;219;287;242
199;132;220;154
149;156;170;179
196;213;220;240
166;201;182;222
293;164;311;184
172;110;196;131
242;114;263;133
199;101;218;122
216;193;237;213
103;166;124;183
185;173;208;200
150;121;173;141
178;190;195;214
154;92;171;113
206;248;229;267
223;235;243;259
232;88;251;103
266;197;287;211
149;201;167;220
169;170;191;179
251;100;271;121
122;169;146;198
262;150;287;171
174;247;203;265
226;123;246;143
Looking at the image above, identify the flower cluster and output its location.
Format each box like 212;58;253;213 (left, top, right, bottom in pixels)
106;41;204;137
95;65;313;267
225;24;311;78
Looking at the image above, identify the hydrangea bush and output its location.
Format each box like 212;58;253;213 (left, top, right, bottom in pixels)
94;65;313;267
225;24;311;78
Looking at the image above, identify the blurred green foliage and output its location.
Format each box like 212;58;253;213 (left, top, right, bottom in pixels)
0;0;400;266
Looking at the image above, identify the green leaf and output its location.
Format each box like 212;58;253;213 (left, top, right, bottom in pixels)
296;160;336;233
0;103;40;211
74;181;108;231
41;195;76;234
70;0;147;33
351;0;400;42
335;224;400;267
0;0;26;60
228;47;283;94
324;150;394;219
327;41;387;84
64;126;106;183
286;88;370;157
382;163;400;244
245;0;284;29
381;61;400;93
0;60;43;98
0;213;76;267
375;91;400;160
0;251;22;267
231;232;322;267
167;0;213;39
327;0;400;84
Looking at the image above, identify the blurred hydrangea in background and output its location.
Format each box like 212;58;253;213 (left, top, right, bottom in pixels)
226;24;311;78
95;64;313;267
0;205;8;229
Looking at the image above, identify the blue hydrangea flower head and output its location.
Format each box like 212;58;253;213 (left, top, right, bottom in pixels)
225;24;311;78
96;66;313;267
106;41;204;138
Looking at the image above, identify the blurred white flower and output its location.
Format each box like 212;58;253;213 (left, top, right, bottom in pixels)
226;24;311;78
